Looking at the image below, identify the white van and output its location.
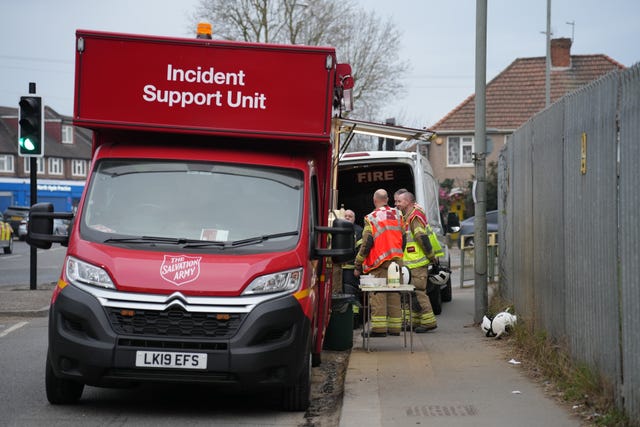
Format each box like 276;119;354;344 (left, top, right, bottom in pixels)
337;150;453;313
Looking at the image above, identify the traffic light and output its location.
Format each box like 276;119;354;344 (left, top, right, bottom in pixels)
18;95;44;157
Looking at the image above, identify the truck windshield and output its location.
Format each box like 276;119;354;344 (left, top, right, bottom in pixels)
80;159;303;251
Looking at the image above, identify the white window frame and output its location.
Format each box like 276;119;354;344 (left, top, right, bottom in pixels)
24;158;45;174
447;136;474;167
48;157;64;176
62;125;74;144
0;155;14;173
71;159;87;177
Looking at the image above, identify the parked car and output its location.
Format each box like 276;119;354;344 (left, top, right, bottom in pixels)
0;213;14;254
458;210;499;247
3;206;30;236
53;218;70;236
18;216;29;240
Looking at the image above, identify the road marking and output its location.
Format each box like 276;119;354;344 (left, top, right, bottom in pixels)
0;321;29;338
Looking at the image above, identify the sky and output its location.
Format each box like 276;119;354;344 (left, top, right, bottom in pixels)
1;0;638;129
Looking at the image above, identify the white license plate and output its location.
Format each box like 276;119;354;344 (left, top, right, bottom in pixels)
135;351;207;370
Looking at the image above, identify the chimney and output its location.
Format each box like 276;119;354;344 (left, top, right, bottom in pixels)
551;38;572;68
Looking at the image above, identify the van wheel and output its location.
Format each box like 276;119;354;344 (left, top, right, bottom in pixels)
441;278;452;302
428;288;442;315
45;355;84;404
282;350;311;411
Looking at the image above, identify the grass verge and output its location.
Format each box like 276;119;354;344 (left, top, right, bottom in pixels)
487;295;630;427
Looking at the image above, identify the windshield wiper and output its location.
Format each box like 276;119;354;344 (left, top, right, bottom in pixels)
230;231;299;247
104;236;225;247
183;231;299;249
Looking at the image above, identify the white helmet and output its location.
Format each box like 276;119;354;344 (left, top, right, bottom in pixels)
481;315;493;336
428;263;450;286
482;311;517;338
401;266;411;284
491;312;517;338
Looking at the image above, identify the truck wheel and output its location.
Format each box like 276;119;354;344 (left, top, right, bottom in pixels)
282;351;311;411
45;355;84;404
428;288;442;315
441;278;452;302
3;238;12;254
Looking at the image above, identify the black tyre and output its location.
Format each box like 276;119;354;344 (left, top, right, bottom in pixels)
441;278;452;302
428;287;442;315
282;350;311;411
45;355;84;404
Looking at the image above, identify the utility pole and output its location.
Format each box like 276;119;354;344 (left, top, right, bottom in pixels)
474;0;488;324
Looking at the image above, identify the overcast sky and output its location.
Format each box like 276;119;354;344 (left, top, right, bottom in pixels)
1;0;638;128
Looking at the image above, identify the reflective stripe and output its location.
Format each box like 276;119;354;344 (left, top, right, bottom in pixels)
388;316;403;330
365;248;403;273
418;311;437;327
371;315;387;331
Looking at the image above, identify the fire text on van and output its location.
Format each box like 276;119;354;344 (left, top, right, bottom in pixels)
356;170;394;183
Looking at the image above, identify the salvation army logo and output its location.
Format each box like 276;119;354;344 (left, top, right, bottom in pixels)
160;255;202;286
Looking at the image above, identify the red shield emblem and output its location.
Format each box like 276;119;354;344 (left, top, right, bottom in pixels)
160;255;202;286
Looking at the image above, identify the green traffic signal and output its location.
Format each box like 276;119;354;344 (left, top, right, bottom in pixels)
18;96;43;156
19;136;37;151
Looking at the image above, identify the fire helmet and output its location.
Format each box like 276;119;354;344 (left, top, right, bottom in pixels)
428;262;451;286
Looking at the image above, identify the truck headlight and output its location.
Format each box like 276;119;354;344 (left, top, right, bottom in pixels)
66;256;115;289
242;268;302;295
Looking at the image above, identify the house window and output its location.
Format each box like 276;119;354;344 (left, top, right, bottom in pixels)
447;136;474;166
62;125;74;144
0;155;14;172
24;158;45;174
48;158;64;175
72;159;87;177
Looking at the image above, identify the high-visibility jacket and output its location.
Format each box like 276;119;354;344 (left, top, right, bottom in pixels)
0;221;12;242
362;206;403;273
403;205;443;269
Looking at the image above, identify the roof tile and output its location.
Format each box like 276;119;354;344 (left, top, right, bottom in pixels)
433;54;624;131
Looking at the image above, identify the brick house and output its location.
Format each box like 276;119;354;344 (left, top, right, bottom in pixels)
428;38;625;198
0;105;92;211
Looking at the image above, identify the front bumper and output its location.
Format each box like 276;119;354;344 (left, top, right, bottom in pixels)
48;284;310;389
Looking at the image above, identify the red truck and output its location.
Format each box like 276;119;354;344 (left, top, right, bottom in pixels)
27;29;354;411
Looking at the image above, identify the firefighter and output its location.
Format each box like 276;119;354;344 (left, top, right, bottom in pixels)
341;209;363;289
342;209;363;328
354;189;405;337
394;189;443;332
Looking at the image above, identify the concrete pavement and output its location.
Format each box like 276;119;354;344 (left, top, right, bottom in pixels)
0;282;54;317
339;249;582;427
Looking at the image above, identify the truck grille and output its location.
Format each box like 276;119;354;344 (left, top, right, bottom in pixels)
107;307;244;339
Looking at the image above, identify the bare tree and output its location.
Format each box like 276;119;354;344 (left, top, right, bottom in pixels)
190;0;408;119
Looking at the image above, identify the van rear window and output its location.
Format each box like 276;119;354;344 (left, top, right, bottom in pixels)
337;164;414;226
